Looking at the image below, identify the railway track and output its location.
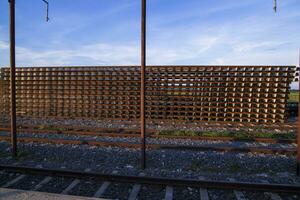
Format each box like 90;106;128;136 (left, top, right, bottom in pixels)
0;124;296;144
0;122;297;155
0;134;296;156
0;120;297;132
0;164;299;200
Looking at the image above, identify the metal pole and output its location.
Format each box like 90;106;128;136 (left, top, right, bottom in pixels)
140;0;146;169
297;51;300;176
9;0;17;158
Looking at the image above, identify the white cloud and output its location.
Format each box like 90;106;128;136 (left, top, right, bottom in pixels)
211;50;298;66
232;41;287;53
0;41;9;50
0;33;222;66
12;42;139;66
150;0;260;27
148;35;221;64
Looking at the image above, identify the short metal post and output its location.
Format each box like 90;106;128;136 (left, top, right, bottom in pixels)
9;0;17;158
140;0;146;169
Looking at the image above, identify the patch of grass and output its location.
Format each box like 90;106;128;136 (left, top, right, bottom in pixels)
0;151;10;157
228;163;241;172
251;132;296;140
186;160;221;172
157;130;199;137
16;149;31;160
0;149;31;160
36;124;66;132
288;90;299;102
200;166;221;173
188;159;203;170
156;130;296;140
200;131;234;138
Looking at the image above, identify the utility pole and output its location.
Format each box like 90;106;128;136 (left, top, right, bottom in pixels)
297;49;300;176
7;0;50;159
140;0;146;169
8;0;17;158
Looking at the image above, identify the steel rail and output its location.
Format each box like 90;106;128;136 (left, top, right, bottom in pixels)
0;127;296;144
0;119;296;127
0;136;296;155
0;116;289;124
153;135;297;144
0;164;299;193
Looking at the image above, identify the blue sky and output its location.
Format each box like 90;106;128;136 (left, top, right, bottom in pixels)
0;0;299;87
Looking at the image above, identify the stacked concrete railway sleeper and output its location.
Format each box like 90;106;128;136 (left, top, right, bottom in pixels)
0;66;296;124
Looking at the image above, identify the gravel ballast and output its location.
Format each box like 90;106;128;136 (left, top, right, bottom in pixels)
0;116;299;199
0;141;299;184
0;141;299;199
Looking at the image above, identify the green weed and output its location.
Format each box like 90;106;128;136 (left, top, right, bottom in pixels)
156;130;296;140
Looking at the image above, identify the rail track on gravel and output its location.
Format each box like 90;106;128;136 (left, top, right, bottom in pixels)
0;135;297;155
0;123;296;144
0;164;299;200
0;135;297;156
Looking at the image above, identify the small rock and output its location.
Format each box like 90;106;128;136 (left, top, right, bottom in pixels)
256;173;268;177
125;165;134;169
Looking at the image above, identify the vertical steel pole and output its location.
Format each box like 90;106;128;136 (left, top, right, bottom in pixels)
297;51;300;176
9;0;17;158
140;0;146;169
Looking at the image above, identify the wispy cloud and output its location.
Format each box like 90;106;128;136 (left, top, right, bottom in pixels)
212;50;298;66
148;35;221;64
231;41;290;53
11;43;139;66
0;41;8;50
149;0;260;27
0;1;299;69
